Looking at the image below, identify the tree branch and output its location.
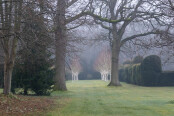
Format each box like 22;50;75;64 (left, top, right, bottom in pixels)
67;0;78;8
66;11;131;24
94;20;112;30
168;0;174;10
121;31;160;46
67;21;86;30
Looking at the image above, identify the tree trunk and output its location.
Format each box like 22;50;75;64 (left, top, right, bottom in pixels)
24;87;28;95
108;39;121;86
54;0;67;91
2;0;23;95
3;58;13;95
54;42;67;91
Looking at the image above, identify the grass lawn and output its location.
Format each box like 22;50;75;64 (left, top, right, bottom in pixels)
47;80;174;116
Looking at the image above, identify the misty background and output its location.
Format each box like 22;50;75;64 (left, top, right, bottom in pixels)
65;25;174;80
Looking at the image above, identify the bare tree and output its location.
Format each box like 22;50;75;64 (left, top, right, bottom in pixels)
94;46;111;81
71;56;82;81
87;0;172;86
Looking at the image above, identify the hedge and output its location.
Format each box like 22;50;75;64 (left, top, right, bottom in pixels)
119;64;143;85
159;71;174;86
119;55;174;86
141;55;162;86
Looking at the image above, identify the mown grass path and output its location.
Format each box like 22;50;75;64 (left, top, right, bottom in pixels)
48;80;174;116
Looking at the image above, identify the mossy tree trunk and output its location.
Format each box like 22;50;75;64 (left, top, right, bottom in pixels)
108;30;121;86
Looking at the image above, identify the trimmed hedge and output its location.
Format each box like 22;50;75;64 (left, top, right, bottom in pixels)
119;55;174;86
119;64;143;85
141;55;162;86
159;71;174;86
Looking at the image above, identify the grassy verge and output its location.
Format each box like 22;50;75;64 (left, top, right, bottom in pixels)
47;80;174;116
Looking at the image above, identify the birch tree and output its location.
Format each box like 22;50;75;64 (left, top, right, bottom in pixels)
94;46;111;81
71;57;82;81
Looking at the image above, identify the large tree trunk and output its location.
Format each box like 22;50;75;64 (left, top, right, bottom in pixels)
3;58;14;95
54;0;67;91
54;42;67;91
108;39;121;86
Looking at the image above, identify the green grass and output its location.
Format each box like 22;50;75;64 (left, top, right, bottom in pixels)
46;80;174;116
2;81;174;116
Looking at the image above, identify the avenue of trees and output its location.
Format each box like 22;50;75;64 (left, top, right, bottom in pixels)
0;0;174;95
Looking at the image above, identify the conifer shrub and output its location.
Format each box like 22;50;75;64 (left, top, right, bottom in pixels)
12;55;54;95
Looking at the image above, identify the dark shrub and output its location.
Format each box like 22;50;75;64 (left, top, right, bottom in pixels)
31;69;54;95
135;65;143;85
119;55;174;86
119;64;142;85
124;66;129;82
129;66;134;84
141;55;162;86
132;65;137;85
159;71;174;86
119;69;125;82
11;7;54;95
12;56;54;95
